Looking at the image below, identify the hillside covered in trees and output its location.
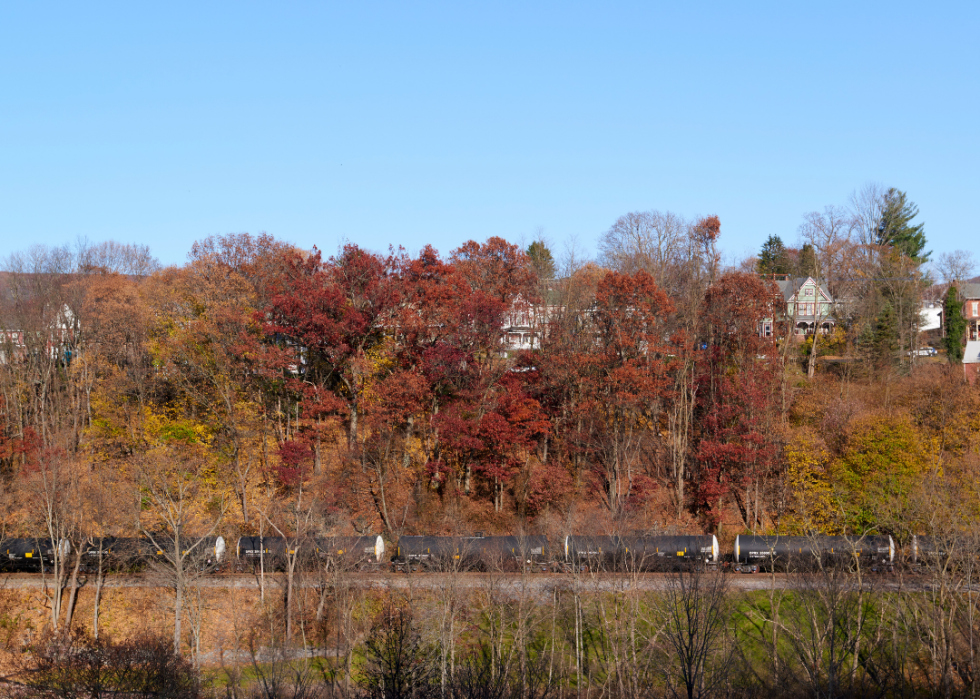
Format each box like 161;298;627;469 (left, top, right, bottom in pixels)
1;191;976;551
2;193;980;696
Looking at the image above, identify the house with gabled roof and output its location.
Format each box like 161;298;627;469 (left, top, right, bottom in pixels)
759;276;835;339
960;282;980;344
0;272;78;364
957;282;980;384
500;285;566;353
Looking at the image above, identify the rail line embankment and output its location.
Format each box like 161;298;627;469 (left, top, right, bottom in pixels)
0;571;942;593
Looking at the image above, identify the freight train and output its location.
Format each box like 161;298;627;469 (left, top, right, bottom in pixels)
564;534;719;571
394;534;550;572
1;536;230;572
0;532;914;574
734;535;895;571
236;535;386;570
0;535;387;573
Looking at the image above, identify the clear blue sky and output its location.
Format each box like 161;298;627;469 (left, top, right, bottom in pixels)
2;2;977;268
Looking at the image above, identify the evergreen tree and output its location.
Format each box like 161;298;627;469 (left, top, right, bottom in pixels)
526;240;556;280
796;243;818;278
943;285;967;363
877;188;930;263
866;302;899;371
758;235;790;276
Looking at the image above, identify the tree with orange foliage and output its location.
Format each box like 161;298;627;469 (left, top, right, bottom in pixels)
535;269;673;518
355;368;430;533
146;255;266;525
79;272;152;458
587;270;673;517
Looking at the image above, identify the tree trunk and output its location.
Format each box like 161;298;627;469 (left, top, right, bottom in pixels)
174;577;183;655
286;557;295;640
45;544;67;631
348;403;358;449
670;360;694;519
239;486;248;526
807;324;821;379
63;551;83;630
314;422;322;475
93;558;105;639
403;419;414;470
373;468;393;534
234;444;249;525
259;536;266;604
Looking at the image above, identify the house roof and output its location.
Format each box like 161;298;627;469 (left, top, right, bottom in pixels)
959;282;980;300
775;276;833;302
964;341;980;364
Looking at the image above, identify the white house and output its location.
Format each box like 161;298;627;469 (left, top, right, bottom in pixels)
919;301;943;333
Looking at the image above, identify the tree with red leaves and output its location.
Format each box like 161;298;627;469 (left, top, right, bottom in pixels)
535;269;673;518
276;439;313;489
694;271;783;530
449;236;537;306
376;242;548;514
520;265;602;499
390;246;508;499
432;374;549;512
394;245;507;373
586;270;673;517
262;245;398;455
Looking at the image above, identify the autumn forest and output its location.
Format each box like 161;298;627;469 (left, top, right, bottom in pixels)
2;189;980;696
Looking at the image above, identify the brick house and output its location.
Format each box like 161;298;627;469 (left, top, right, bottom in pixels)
962;283;980;343
961;283;980;383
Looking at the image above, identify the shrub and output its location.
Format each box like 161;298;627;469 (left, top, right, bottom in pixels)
19;629;201;698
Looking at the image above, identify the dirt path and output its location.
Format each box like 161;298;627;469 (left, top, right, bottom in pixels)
0;571;928;593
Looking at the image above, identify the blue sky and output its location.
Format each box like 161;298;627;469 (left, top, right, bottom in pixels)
2;2;977;269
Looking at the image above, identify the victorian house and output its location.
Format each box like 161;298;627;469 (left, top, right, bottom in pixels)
759;276;835;339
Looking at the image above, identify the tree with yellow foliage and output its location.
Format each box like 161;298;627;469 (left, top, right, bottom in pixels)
143;257;267;526
831;414;936;536
781;429;839;535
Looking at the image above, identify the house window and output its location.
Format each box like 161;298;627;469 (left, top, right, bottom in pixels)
973;302;979;317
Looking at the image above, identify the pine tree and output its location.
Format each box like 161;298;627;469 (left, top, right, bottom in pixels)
797;243;818;278
943;285;967;363
866;302;899;371
877;188;930;263
758;235;790;276
526;240;556;280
